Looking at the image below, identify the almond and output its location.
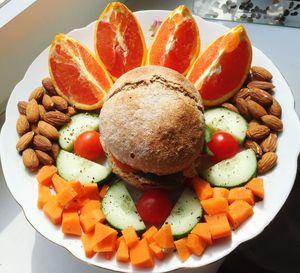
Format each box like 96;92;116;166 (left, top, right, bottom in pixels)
29;87;45;102
31;123;40;135
17;101;28;115
261;115;283;131
268;98;282;118
248;87;273;105
260;133;277;153
38;104;46;120
43;111;70;127
16;131;34;152
248;119;261;129
38;121;59;140
16;115;30;135
221;102;239;113
247;80;274;90
33;135;52;151
232;88;250;103
42;77;57;96
51;143;60;160
251;66;273;81
66;106;77;116
244;139;262;158
257;152;277;175
246;124;270;141
247;99;268;119
235;98;251;120
35;150;54;165
52;96;68;111
22;148;39;171
26;99;40;123
42;94;54;110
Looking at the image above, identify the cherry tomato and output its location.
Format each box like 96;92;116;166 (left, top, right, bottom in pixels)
137;189;173;226
74;130;104;160
207;131;240;162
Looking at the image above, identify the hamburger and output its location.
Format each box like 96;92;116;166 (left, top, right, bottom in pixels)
99;65;205;190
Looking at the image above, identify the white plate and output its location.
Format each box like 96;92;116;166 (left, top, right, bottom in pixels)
1;10;300;273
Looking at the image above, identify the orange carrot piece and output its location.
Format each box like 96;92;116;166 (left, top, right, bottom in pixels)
82;183;99;200
227;200;253;229
212;187;229;199
80;209;105;233
142;225;158;243
245;178;264;199
192;176;213;200
122;226;139;248
81;232;96;258
37;165;57;186
191;223;212;245
100;251;114;260
130;238;154;268
99;184;109;199
62;210;81;236
69;180;84;197
149;241;164;260
116;235;124;249
93;233;117;252
43;196;63;225
205;213;231;240
201;197;229;215
186;233;206;256
93;222;118;245
52;173;68;193
174;238;192;262
37;184;52;209
56;186;78;206
80;200;101;215
65;196;88;210
116;238;130;263
153;224;174;249
228;187;255;206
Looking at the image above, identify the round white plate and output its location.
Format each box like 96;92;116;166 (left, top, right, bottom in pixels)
1;10;300;273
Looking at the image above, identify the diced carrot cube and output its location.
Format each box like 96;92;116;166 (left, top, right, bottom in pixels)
80;200;101;215
228;187;255;205
69;180;84;197
201;197;229;215
37;184;52;209
37;165;57;186
81;232;96;258
205;213;231;240
56;186;78;206
122;226;139;248
93;222;118;245
174;238;192;262
191;223;212;245
245;178;264;199
65;197;88;210
227;200;253;229
142;225;158;243
80;209;105;233
52;173;68;193
43;196;63;225
192;176;213;200
100;251;114;260
153;224;174;249
130;238;154;268
82;183;99;200
212;187;229;199
149;241;164;260
186;233;206;256
99;184;109;199
116;238;129;263
93;233;117;252
62;210;81;236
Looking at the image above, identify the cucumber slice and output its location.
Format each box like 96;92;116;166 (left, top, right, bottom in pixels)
57;150;111;184
165;188;202;239
201;149;257;188
59;113;99;151
204;107;248;143
101;181;146;232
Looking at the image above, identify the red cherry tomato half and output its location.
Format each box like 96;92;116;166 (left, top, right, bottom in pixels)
137;189;173;226
74;130;104;160
207;131;240;162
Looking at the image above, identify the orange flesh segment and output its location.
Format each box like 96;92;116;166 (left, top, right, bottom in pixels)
142;226;158;243
81;232;96;258
227;200;253;229
201;197;229;216
62;210;81;236
245;178;264;199
174;237;192;262
37;184;53;209
116;239;130;262
130;238;154;268
228;187;255;206
205;213;231;240
37;165;57;186
43;196;64;225
122;226;139;248
192;176;213;200
186;233;206;256
149;241;164;260
191;223;212;245
153;224;174;249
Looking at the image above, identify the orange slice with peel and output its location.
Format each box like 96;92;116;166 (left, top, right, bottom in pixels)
187;25;252;106
49;33;112;110
94;2;147;80
147;5;200;75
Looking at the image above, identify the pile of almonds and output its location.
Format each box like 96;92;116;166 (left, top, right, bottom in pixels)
222;66;282;175
16;78;76;171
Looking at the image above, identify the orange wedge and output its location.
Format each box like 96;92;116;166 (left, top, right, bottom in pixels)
147;5;200;75
94;2;147;80
49;34;112;110
187;25;252;106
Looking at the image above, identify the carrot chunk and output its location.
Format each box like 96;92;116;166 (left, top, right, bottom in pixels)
81;232;96;258
43;196;63;225
212;187;229;199
52;173;68;193
130;238;154;268
174;238;192;262
186;233;206;256
149;241;164;260
37;184;52;209
153;224;174;249
93;222;118;245
201;197;229;215
65;196;88;210
245;178;264;199
80;200;101;215
82;183;99;200
227;200;253;229
56;186;78;206
100;251;114;260
69;180;84;197
37;165;57;186
116;238;130;263
99;184;109;199
62;210;81;236
80;209;105;233
142;225;158;243
192;176;213;200
122;226;139;248
93;233;117;252
228;187;255;205
191;223;212;245
205;213;231;240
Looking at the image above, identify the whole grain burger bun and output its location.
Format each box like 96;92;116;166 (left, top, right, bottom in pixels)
99;65;204;177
